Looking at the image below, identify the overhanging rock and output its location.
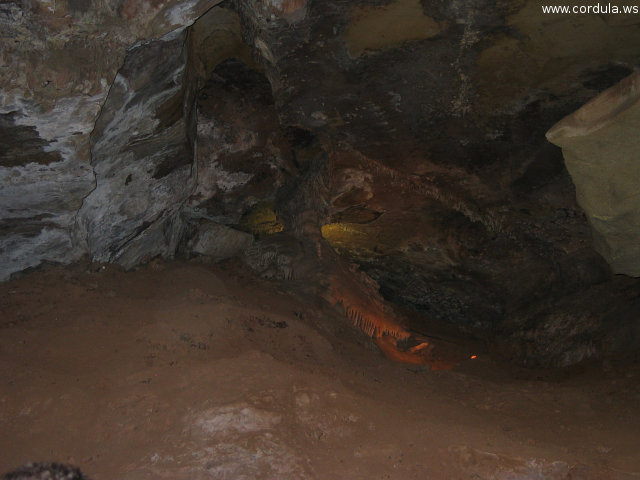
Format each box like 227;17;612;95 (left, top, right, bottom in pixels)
547;72;640;277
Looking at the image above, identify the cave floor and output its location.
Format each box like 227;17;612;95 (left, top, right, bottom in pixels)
0;261;638;480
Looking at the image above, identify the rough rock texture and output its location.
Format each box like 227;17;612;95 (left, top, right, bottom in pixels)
1;462;89;480
77;29;196;267
547;72;640;277
0;0;224;279
187;57;294;227
1;0;640;366
0;88;99;278
233;0;640;366
188;222;254;260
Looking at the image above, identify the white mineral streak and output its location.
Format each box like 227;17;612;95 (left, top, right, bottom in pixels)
14;94;106;163
166;0;199;25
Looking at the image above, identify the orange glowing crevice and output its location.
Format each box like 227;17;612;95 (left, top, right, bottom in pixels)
323;273;454;366
319;244;447;366
374;335;457;370
348;304;411;340
324;274;411;340
374;336;430;365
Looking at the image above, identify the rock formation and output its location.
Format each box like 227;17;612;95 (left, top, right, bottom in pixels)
1;462;88;480
547;72;640;277
0;0;224;277
1;0;640;367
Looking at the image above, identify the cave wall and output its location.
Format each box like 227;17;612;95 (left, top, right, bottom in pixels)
77;28;196;267
0;0;223;280
233;0;640;366
1;0;640;366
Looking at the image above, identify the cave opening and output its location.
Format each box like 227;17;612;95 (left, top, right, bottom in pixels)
1;0;640;478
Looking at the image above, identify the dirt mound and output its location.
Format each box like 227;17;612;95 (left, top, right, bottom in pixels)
1;261;639;479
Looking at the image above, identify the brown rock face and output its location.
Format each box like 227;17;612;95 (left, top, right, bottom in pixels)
233;0;640;366
265;0;308;22
345;0;441;57
1;0;640;366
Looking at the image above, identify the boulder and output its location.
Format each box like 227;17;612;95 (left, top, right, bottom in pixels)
189;222;254;261
547;72;640;276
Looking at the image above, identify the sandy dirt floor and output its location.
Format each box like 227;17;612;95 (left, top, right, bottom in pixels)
1;260;639;479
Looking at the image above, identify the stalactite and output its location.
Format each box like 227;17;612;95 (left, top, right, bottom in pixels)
324;272;411;341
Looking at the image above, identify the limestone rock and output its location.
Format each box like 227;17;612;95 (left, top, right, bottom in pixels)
0;87;102;280
77;29;196;265
345;0;441;58
547;72;640;276
232;0;640;366
187;56;294;226
188;222;254;261
239;0;308;25
0;0;221;278
243;233;304;280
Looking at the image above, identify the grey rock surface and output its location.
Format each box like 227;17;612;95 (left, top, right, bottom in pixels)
547;72;640;276
188;222;254;261
77;29;196;265
0;0;222;279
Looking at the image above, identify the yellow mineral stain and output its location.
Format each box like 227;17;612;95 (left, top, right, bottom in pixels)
238;202;284;237
321;222;365;246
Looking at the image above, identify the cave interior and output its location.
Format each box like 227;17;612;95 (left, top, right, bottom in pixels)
1;0;640;478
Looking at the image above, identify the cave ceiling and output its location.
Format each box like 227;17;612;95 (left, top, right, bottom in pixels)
1;0;640;367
